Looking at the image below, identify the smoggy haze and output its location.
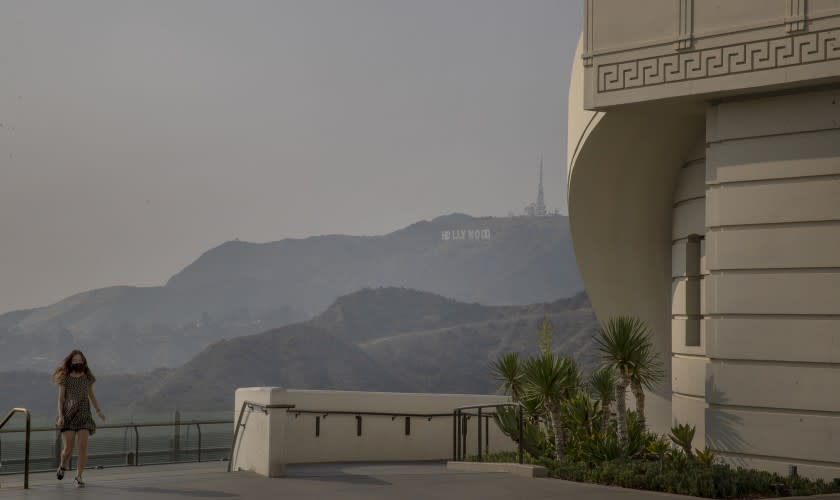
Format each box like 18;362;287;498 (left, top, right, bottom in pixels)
0;0;581;314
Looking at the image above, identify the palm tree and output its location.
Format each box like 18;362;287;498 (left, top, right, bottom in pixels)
522;353;581;459
595;316;663;439
628;342;663;431
491;406;546;458
561;389;599;443
492;352;524;401
588;366;616;431
669;422;696;460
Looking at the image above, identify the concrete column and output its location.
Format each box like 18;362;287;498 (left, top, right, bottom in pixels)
671;139;708;450
232;387;289;477
671;138;708;449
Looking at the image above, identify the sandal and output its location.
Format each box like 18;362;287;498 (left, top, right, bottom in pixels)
74;476;85;488
56;465;65;480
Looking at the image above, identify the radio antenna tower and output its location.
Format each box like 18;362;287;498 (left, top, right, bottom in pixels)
535;154;547;216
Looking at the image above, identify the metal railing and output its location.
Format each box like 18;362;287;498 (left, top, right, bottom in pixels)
0;408;31;488
0;418;233;480
452;403;523;464
227;404;469;472
288;409;455;439
108;419;234;466
283;404;523;464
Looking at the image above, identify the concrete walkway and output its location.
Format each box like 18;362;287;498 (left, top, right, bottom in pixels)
0;461;834;500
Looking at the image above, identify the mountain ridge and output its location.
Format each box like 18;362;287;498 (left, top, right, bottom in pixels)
0;214;582;373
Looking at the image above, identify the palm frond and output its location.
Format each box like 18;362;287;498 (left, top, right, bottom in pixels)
588;366;616;404
596;316;663;389
522;353;581;407
492;352;524;401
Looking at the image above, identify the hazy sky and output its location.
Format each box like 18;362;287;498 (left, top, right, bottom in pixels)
0;0;581;314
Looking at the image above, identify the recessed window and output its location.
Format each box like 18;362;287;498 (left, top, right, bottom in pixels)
685;235;702;347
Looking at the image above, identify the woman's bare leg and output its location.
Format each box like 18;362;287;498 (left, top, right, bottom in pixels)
60;431;75;469
76;430;89;479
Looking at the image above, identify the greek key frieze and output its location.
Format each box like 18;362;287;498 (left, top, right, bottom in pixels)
597;29;840;92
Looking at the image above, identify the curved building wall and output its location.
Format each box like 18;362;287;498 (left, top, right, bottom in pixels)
569;0;840;479
704;88;840;478
670;140;708;449
567;36;705;434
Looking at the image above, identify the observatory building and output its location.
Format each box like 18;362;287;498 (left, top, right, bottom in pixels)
567;0;840;478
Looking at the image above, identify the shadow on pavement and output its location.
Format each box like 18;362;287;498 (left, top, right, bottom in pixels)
105;486;239;498
289;474;390;486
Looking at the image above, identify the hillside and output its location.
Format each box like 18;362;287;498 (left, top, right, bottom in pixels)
137;288;599;411
0;214;582;373
165;213;581;309
358;297;598;394
138;325;407;411
309;287;500;342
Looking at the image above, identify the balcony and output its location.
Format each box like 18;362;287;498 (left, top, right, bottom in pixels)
0;389;698;499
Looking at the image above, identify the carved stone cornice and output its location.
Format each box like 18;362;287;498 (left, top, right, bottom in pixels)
597;27;840;93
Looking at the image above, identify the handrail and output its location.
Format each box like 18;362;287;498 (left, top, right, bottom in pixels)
289;409;451;419
0;417;233;476
452;402;516;412
0;419;233;434
0;408;31;489
452;402;522;465
227;401;295;472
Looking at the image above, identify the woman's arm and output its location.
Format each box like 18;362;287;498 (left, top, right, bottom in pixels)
57;384;65;427
89;382;105;420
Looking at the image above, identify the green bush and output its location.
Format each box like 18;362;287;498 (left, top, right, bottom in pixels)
471;435;840;498
543;459;840;498
488;319;840;498
491;406;547;458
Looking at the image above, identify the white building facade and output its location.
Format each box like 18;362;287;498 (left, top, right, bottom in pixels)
567;0;840;478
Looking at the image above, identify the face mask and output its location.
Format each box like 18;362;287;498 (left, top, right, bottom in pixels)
70;363;84;373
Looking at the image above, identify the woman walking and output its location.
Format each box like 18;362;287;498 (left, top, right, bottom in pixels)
53;350;105;488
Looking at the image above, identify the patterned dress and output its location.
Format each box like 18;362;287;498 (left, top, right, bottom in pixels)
61;375;96;435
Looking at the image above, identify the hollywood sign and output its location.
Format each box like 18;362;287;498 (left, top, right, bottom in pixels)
441;229;491;241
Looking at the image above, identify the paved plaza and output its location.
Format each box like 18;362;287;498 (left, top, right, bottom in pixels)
0;461;684;500
2;461;839;500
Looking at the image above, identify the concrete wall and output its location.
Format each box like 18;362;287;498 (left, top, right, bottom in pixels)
232;388;516;475
232;387;289;477
671;140;709;450
704;87;840;478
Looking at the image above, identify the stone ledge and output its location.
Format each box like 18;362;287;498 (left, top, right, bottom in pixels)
446;461;547;478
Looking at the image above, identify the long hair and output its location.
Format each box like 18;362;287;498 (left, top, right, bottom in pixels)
52;350;96;385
